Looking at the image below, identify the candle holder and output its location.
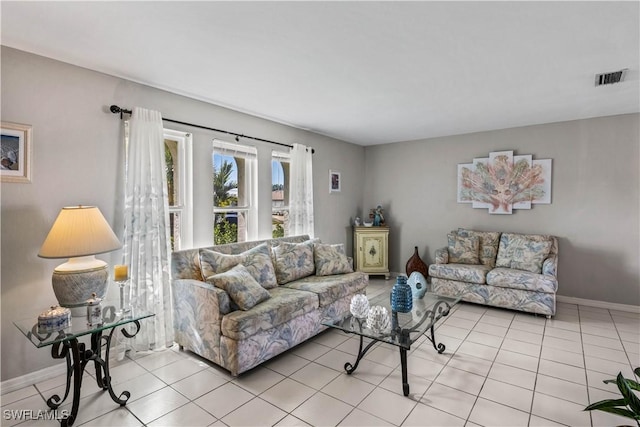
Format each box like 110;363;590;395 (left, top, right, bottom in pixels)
115;279;131;315
114;265;130;315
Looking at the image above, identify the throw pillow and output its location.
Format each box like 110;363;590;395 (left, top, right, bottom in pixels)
200;243;278;289
314;243;354;276
447;233;480;264
272;239;316;284
510;238;552;274
496;234;552;274
206;264;270;311
457;229;501;267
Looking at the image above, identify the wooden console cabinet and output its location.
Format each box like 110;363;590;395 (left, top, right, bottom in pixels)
353;226;390;279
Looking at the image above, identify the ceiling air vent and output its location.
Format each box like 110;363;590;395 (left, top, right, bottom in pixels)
595;69;627;86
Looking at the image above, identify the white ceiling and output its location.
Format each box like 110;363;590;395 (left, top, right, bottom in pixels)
1;1;638;145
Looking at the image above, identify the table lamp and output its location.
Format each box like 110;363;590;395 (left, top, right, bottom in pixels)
38;206;122;316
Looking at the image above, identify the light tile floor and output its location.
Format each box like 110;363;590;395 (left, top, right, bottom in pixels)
2;278;639;426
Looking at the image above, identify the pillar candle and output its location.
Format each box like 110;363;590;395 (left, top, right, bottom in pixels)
114;265;129;281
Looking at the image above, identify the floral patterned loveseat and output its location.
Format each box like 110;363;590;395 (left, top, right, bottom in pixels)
171;235;368;375
428;229;558;317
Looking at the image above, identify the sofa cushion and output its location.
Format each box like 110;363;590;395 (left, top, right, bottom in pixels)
200;243;278;289
486;268;558;294
428;263;491;284
314;243;354;276
457;229;501;267
206;264;271;311
282;272;367;307
495;234;552;274
447;233;480;265
221;287;319;340
272;239;316;284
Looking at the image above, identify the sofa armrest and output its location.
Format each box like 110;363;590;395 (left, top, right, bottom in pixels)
173;278;233;315
172;279;230;340
172;278;233;365
347;256;354;269
542;255;558;277
435;247;449;264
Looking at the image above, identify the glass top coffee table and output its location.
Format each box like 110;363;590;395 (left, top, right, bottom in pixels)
322;290;460;396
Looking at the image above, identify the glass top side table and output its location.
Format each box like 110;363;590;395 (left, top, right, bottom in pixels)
14;305;154;426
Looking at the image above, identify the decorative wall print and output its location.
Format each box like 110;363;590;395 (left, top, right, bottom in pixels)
457;150;552;214
472;157;492;210
532;159;552;204
513;155;532;210
329;170;341;193
1;122;32;183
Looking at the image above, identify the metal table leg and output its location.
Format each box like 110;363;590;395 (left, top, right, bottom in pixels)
344;333;378;374
399;347;409;396
48;339;82;427
45;320;142;426
421;300;452;354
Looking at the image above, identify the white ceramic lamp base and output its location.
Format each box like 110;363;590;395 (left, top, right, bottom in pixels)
52;256;109;317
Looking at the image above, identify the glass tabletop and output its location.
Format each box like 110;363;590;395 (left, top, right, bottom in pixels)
323;290;460;349
14;304;155;348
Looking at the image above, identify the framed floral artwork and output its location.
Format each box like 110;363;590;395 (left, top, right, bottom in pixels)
1;122;32;183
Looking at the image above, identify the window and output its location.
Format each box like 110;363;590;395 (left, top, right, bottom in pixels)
272;151;290;238
213;140;257;244
164;130;193;251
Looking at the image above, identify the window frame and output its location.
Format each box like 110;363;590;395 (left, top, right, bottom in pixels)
164;129;193;250
272;150;291;237
213;139;258;243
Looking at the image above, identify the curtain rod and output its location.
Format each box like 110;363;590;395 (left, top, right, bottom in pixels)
109;105;314;153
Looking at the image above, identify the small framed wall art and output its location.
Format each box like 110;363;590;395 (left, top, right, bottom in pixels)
1;121;32;183
329;169;341;193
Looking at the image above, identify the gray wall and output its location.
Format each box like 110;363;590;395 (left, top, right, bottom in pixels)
0;47;365;381
363;114;640;306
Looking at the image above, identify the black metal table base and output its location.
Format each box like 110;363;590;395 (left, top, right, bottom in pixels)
46;320;141;426
341;300;452;397
344;332;417;396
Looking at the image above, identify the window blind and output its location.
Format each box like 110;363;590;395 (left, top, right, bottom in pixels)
213;139;257;159
272;150;291;162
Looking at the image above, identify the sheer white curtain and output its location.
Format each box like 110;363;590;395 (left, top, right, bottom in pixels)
123;107;174;350
288;143;314;237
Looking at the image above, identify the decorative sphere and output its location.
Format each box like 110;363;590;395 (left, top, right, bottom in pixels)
366;305;390;334
350;294;370;319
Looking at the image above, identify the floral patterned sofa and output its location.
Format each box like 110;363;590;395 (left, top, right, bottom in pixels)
428;229;558;317
171;235;368;375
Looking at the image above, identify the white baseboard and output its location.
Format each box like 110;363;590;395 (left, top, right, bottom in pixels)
557;295;640;313
1;362;67;395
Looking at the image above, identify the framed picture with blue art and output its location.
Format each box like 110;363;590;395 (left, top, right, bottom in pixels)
1;122;32;183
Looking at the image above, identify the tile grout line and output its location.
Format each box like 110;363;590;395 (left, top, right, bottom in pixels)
460;307;512;427
577;304;594;427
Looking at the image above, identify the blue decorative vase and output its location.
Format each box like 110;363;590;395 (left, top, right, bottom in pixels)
390;275;413;313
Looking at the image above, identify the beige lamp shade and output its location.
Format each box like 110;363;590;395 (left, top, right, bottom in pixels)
38;206;121;259
38;206;122;315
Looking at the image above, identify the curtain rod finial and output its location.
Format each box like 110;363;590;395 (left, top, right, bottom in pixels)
110;105;132;119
